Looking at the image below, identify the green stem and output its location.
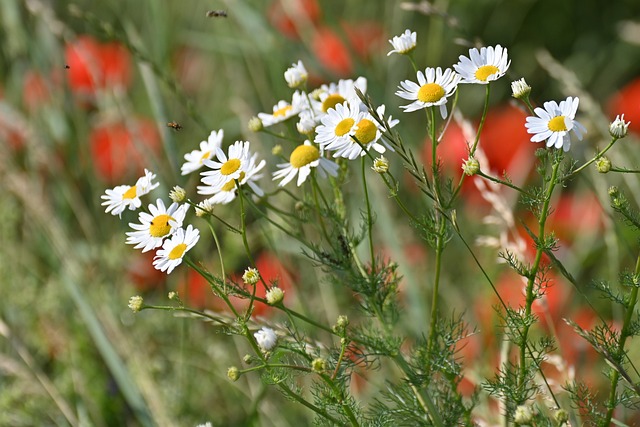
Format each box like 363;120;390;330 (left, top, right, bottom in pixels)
449;84;491;206
603;255;640;426
561;137;618;182
205;219;226;284
361;156;376;272
427;219;446;355
519;155;562;393
476;170;533;197
277;383;344;425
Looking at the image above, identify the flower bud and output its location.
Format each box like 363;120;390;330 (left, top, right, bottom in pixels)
248;116;263;132
266;287;285;305
372;156;389;173
462;157;480;176
195;198;215;217
284;60;308;89
595;157;611;173
168;291;179;300
554;409;568;424
311;357;327;373
271;144;283;156
227;366;240;382
609;114;630;139
511;78;531;100
243;354;253;365
169;186;186;203
514;405;533;424
128;296;144;313
242;267;260;285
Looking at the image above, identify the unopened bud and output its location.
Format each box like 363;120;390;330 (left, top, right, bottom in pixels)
462;157;480;176
227;366;240;382
248;116;263;132
169;186;186;203
311;358;327;373
511;78;531;100
595;157;611;173
266;287;285;305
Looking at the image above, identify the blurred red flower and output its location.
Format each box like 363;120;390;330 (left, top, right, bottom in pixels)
89;118;160;183
312;27;353;77
341;21;385;62
23;71;51;111
128;251;166;292
268;0;321;39
609;77;640;135
177;252;296;317
64;35;132;96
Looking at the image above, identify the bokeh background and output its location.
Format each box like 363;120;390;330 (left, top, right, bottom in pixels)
2;0;640;425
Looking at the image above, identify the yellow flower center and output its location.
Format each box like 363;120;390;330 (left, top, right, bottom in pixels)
335;118;355;137
123;186;137;200
200;151;211;163
168;243;187;260
274;105;292;118
220;158;241;176
290;144;320;168
149;214;174;237
221;172;246;192
322;94;346;112
417;83;445;103
354;119;377;144
474;65;500;82
548;116;567;132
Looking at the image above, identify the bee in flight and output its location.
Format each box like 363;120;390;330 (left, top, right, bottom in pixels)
206;10;227;18
167;121;183;131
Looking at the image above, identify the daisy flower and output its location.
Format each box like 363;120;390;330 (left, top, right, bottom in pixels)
324;105;399;160
181;129;224;175
313;77;368;116
454;45;510;84
199;141;252;190
101;169;159;217
315;101;362;151
198;150;266;204
153;224;200;274
387;29;417;56
126;199;189;252
396;67;460;118
273;140;338;187
258;92;307;127
284;60;308;89
609;114;630;139
525;96;586;152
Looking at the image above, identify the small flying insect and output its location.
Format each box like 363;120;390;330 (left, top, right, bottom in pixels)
65;64;71;69
167;121;183;131
206;10;227;18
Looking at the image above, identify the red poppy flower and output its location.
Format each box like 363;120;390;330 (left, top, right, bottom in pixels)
268;0;321;39
341;21;385;62
65;35;132;96
89;118;160;183
609;77;640;136
312;27;353;77
128;251;166;292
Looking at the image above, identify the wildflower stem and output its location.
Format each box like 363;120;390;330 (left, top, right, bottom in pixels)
603;254;640;426
427;218;446;356
205;219;226;284
393;354;444;427
311;173;332;243
277;382;344;425
331;338;348;381
561;137;617;182
448;84;491;206
519;155;562;393
361;156;376;272
476;170;534;197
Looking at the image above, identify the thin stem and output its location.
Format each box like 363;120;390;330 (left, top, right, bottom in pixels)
427;219;446;355
277;383;344;425
476;170;534;197
205;219;226;284
561;137;617;182
603;254;640;426
519;155;562;393
449;84;491;206
361;156;376;272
